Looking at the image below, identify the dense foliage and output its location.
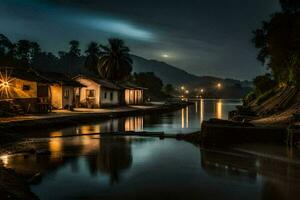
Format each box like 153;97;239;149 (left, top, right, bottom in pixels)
253;74;276;95
98;39;133;82
131;72;167;100
252;0;300;86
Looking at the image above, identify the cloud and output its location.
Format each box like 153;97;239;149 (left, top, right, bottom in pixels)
73;17;155;41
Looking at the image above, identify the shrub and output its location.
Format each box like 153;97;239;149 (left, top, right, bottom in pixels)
256;89;276;105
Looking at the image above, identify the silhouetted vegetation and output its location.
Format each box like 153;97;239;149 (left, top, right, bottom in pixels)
131;72;167;100
253;74;276;95
98;38;133;82
253;0;300;86
0;34;177;100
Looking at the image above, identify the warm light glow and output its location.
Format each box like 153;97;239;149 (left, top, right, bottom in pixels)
186;106;189;128
185;90;189;94
0;154;9;167
200;89;204;93
200;99;204;124
181;86;185;90
181;108;185;128
217;83;222;88
0;68;15;99
216;100;223;119
125;116;144;131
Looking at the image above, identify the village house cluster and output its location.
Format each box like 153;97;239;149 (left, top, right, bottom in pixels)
0;67;146;113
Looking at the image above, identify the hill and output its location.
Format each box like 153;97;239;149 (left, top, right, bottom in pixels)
131;55;252;88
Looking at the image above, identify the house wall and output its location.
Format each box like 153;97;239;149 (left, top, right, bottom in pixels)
75;77;100;108
3;78;38;99
50;84;62;109
125;89;143;105
62;86;74;108
100;87;119;106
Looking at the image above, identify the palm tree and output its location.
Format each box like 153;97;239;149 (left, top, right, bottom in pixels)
67;40;81;74
98;38;133;82
85;42;100;75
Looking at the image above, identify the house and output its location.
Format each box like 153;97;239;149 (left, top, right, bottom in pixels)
74;75;121;108
0;67;52;112
38;71;85;109
120;83;147;105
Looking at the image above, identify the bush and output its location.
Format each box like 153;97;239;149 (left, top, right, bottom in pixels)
253;74;276;95
256;89;276;105
244;91;256;105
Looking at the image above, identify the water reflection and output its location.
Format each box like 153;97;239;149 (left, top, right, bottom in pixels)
86;137;132;184
200;147;300;200
1;135;134;185
2;138;300;199
216;100;223;119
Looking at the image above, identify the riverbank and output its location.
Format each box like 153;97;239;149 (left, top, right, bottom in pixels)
0;103;189;146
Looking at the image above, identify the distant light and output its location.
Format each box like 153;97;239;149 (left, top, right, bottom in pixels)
162;54;169;58
217;83;222;88
181;86;185;90
200;89;204;93
185;90;189;94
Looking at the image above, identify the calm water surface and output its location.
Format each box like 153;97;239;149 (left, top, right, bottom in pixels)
1;99;300;200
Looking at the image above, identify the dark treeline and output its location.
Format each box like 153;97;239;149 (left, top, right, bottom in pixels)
252;0;300;96
0;35;132;81
0;34;174;100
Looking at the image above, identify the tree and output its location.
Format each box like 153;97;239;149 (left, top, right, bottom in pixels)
252;2;300;85
253;74;276;95
280;0;300;13
15;40;42;68
163;84;176;96
132;72;165;100
85;42;100;75
0;34;16;67
98;38;132;82
31;52;59;70
69;40;81;58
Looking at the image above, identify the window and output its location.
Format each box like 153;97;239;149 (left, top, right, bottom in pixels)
64;89;70;98
110;92;113;101
104;92;107;99
22;85;31;91
87;89;95;98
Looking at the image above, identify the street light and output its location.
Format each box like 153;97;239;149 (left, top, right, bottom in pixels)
217;83;222;89
185;90;189;94
200;89;204;93
180;86;185;90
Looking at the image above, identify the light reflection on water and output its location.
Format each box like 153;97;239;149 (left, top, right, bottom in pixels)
28;99;241;138
5;99;300;199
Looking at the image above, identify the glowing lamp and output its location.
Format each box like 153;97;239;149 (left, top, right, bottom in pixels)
2;81;9;88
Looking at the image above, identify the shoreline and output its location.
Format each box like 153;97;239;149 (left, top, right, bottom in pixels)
0;102;190;200
0;103;190;146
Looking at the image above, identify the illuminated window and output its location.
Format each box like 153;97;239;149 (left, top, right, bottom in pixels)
22;85;31;91
87;89;95;98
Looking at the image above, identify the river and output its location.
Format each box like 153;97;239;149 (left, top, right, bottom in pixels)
1;99;300;200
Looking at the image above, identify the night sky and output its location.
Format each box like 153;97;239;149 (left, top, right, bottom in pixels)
0;0;280;80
